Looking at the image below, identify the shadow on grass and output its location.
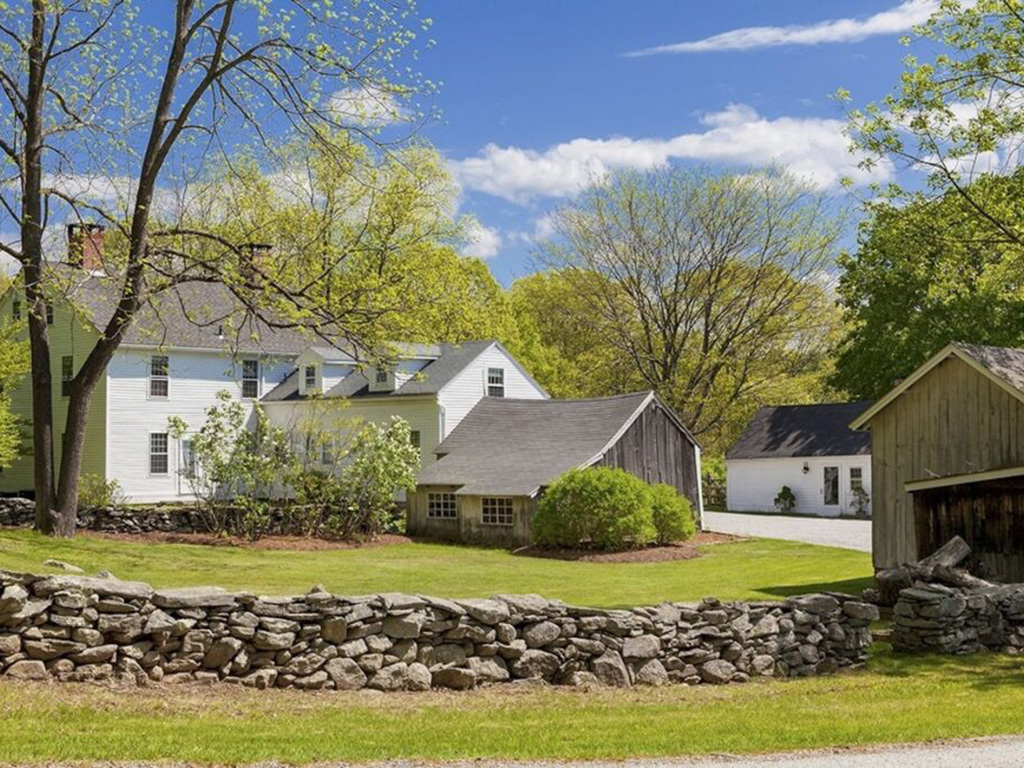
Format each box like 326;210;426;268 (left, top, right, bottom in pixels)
867;643;1024;691
756;576;875;598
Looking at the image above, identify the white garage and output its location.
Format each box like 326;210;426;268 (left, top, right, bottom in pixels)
726;402;873;518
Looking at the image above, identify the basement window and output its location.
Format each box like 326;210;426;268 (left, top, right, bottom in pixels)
150;433;169;475
61;355;73;397
241;359;260;399
149;355;169;398
482;497;514;526
487;367;505;397
427;492;457;519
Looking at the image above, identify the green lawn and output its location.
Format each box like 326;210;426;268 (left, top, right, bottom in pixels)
1;647;1023;762
0;528;871;606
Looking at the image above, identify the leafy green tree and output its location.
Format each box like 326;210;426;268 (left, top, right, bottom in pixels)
531;167;844;454
0;318;29;469
842;0;1024;250
0;1;433;535
832;171;1024;399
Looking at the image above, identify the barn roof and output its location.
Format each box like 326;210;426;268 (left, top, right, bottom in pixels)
727;402;873;460
417;391;697;496
850;343;1024;430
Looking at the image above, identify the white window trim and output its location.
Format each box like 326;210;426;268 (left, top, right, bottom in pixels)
486;366;505;398
149;432;170;477
303;364;319;394
60;355;73;398
149;354;169;400
481;496;514;526
427;491;457;520
241;358;260;400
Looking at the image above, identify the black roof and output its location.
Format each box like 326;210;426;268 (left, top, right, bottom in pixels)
417;392;697;496
727;401;873;460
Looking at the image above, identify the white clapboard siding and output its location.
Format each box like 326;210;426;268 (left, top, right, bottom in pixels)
106;348;294;502
726;456;872;518
437;343;547;436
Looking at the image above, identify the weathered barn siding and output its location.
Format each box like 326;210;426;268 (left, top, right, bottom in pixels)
869;355;1024;569
407;486;535;545
913;477;1024;582
594;400;701;513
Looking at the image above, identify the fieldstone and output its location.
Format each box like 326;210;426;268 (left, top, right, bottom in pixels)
510;649;559;679
389;639;418;664
522;621;561;648
23;639;85;661
633;658;669;686
562;671;601;687
52;592;88;610
457;598;510;625
792;595;840;615
0;633;21;656
752;654;776;676
591;651;630;687
433;643;467;666
749;615;779;639
358;653;384;673
383;612;426;639
432;666;476;690
71;628;104;647
0;584;29;614
321;617;348;644
252;630;295;651
622;634;660;659
368;662;410;691
324;657;368;690
338;639;368;658
842;602;880;621
242;669;278;689
259;617;300;634
294;670;330;690
204;637;244;668
407;662;431;691
43;559;84;574
97;614;145;638
69;644;118;664
700;659;736;684
467;655;510;682
153;587;235;609
6;659;47;680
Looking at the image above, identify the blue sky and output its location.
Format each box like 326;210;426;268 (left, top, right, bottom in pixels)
416;0;937;283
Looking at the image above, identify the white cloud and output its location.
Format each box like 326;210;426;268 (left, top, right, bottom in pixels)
509;214;558;245
450;104;892;202
328;84;409;128
462;219;502;260
626;0;937;56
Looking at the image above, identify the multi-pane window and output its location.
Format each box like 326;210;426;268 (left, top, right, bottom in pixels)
487;367;505;397
242;359;260;399
304;365;317;392
427;492;457;519
375;369;389;384
61;355;73;397
12;300;20;320
410;430;421;449
482;497;514;526
45;303;53;324
150;433;169;475
850;467;864;493
150;355;169;398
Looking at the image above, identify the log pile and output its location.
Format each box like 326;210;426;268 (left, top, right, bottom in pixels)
868;536;994;606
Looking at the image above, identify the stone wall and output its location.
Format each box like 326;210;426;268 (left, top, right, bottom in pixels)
892;582;1024;654
0;568;877;690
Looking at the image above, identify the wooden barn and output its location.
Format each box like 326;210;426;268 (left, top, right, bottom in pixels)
408;391;703;546
851;343;1024;580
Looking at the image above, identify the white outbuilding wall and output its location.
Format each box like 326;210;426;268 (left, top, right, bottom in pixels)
726;455;872;518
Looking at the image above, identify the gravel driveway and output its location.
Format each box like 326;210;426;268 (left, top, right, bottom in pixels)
702;510;871;552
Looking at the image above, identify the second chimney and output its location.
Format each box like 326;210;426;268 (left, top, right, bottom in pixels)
68;223;105;272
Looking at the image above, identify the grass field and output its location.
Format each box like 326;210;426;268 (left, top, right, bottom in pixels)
1;647;1022;762
0;528;872;605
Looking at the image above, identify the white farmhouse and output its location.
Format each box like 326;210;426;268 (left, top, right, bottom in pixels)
0;227;547;503
725;402;873;518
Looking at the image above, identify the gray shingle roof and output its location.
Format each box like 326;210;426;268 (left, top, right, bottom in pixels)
417;392;665;496
955;343;1024;396
261;340;498;402
727;402;873;460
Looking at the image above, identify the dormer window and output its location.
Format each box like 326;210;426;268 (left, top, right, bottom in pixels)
487;367;505;398
304;364;318;393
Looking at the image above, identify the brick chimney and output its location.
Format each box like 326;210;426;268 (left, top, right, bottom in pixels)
241;242;272;285
67;223;105;272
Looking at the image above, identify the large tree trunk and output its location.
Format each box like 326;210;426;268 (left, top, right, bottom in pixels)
24;1;55;533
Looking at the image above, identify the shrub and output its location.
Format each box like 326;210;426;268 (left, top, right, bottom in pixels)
649;483;695;544
774;485;796;514
78;474;127;510
533;467;655;551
